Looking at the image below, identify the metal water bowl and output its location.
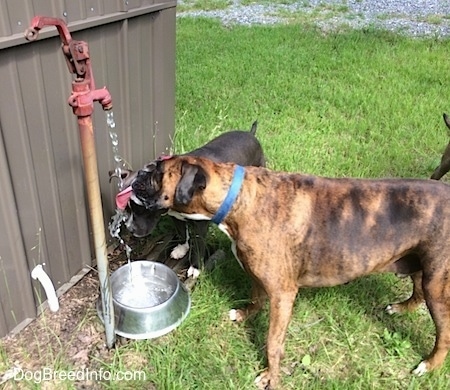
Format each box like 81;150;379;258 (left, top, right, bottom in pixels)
97;260;191;339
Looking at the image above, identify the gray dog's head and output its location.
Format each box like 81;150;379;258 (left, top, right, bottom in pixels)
110;162;167;237
131;160;166;210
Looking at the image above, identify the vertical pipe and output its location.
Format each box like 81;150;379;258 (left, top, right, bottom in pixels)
78;115;115;348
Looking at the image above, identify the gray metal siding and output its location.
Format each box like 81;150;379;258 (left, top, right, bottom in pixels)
0;1;176;337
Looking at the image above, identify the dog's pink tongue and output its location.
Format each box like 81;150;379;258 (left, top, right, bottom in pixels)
116;186;133;210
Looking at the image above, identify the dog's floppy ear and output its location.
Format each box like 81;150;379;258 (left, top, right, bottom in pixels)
175;161;207;206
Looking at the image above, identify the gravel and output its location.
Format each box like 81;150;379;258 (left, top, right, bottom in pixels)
177;0;450;38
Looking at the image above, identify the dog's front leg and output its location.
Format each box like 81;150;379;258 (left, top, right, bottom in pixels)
255;289;298;390
187;220;209;276
171;219;190;260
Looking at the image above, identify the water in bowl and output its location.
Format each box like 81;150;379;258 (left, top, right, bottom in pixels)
114;268;175;309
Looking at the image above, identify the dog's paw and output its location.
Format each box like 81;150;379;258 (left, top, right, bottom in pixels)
170;243;189;259
412;361;428;376
229;309;246;322
385;304;400;315
254;370;271;389
187;266;200;279
385;304;395;315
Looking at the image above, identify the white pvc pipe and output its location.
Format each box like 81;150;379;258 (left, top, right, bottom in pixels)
31;264;59;312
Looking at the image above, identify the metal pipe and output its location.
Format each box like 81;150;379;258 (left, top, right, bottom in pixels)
24;16;116;348
78;115;115;348
67;75;115;351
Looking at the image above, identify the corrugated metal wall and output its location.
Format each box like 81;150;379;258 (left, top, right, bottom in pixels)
0;0;176;337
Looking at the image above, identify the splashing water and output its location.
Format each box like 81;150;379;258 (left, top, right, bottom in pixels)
114;268;174;308
106;110;134;281
109;193;134;281
109;211;132;257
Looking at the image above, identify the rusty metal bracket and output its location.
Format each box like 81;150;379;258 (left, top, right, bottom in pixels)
24;15;113;116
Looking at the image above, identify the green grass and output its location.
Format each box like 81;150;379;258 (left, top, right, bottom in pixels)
170;17;450;389
4;13;450;390
175;18;449;178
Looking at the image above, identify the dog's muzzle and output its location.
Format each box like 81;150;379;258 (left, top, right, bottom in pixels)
131;170;161;210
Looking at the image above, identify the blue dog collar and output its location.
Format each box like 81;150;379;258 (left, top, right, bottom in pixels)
211;165;245;225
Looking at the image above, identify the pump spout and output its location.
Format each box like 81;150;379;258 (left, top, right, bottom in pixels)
68;80;113;117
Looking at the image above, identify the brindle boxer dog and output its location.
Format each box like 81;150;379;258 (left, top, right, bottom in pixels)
130;156;450;389
431;113;450;180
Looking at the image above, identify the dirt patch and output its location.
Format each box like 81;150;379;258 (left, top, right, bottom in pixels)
0;230;197;389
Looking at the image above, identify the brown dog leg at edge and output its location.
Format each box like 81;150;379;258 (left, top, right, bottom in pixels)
431;113;450;180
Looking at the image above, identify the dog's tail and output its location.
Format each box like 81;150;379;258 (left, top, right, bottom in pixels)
444;113;450;131
250;120;258;135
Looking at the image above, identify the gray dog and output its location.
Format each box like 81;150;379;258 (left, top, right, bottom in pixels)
112;122;265;275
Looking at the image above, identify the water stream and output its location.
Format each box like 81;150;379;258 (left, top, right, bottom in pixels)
106;110;134;282
107;111;125;190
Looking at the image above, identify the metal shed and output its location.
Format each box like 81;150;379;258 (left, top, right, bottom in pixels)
0;0;176;337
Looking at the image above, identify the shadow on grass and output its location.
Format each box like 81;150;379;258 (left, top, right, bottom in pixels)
332;275;433;356
206;244;434;371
